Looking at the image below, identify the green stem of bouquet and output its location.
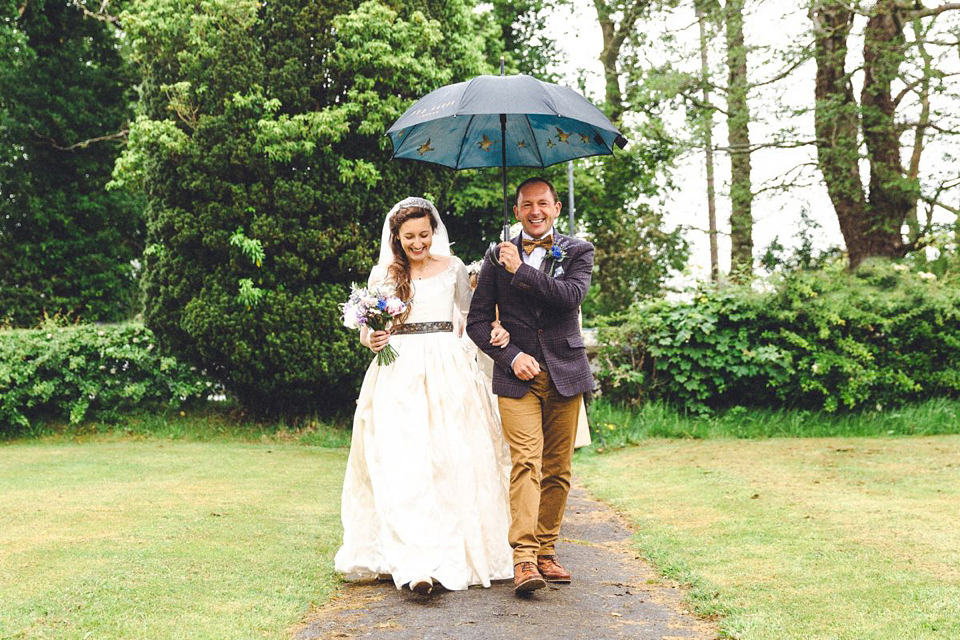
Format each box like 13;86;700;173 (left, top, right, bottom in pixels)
375;344;399;366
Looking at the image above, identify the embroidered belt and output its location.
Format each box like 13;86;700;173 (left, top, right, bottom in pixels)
391;321;454;335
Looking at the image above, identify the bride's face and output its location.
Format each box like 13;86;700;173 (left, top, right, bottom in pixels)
398;216;434;264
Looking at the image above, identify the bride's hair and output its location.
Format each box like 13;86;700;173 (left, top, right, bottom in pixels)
387;205;437;327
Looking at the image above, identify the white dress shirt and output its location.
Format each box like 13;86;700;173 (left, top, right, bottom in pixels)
520;227;555;271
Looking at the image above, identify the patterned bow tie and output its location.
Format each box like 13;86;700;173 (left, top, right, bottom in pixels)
522;235;553;254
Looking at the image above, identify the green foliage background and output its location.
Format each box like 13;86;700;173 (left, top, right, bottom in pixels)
0;323;212;431
0;0;144;326
597;260;960;413
0;0;694;416
112;0;492;413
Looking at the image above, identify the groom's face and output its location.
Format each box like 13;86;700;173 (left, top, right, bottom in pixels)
514;181;561;239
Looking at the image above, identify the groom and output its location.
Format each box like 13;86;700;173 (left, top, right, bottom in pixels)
467;177;594;595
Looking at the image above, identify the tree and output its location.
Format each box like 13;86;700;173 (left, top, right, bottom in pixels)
489;0;567;80
594;0;647;122
695;0;720;281
577;144;689;316
722;0;753;279
572;0;689;313
114;0;489;414
0;0;142;326
810;0;960;268
606;0;759;280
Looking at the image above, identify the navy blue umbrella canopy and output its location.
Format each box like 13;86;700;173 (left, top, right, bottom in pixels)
386;74;627;170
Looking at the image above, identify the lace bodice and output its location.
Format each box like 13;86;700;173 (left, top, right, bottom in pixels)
368;256;472;327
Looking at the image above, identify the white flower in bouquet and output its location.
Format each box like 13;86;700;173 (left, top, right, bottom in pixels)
465;259;484;277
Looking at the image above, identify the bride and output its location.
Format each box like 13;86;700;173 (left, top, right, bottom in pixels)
334;197;514;595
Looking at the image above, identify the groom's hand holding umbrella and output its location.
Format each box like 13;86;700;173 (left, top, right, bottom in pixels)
497;241;523;274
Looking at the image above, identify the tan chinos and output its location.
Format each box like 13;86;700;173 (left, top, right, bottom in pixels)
498;369;582;565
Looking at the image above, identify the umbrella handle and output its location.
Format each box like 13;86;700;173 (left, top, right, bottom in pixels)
486;241;502;268
486;221;512;268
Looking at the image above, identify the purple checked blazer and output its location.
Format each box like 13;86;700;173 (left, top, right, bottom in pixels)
467;233;594;399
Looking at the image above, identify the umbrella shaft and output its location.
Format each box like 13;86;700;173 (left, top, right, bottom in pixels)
500;114;509;240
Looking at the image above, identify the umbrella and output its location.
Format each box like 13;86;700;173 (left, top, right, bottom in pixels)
386;67;627;243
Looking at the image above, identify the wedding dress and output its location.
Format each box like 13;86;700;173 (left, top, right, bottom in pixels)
334;256;514;590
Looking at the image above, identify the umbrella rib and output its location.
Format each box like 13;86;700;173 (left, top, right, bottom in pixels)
389;130;414;159
521;116;545;168
454;115;476;170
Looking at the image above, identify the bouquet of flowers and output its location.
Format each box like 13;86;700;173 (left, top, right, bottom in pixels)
342;284;407;366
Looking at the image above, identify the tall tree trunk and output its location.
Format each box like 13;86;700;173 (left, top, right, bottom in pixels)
593;1;645;122
859;0;912;261
904;16;932;244
725;0;752;279
697;1;719;282
811;0;921;268
596;12;623;121
811;1;870;267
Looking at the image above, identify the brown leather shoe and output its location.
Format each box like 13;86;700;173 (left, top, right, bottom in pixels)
513;562;546;593
537;555;572;583
409;577;433;595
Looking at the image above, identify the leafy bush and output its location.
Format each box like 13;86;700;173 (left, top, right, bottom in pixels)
0;0;144;327
114;0;489;414
0;323;213;432
596;261;960;413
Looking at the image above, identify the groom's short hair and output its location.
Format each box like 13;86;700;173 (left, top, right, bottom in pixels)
515;177;559;205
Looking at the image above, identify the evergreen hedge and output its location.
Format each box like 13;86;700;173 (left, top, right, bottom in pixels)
596;261;960;413
0;324;213;432
0;0;144;326
114;0;488;414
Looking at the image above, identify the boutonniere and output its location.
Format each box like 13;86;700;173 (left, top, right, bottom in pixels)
547;241;568;277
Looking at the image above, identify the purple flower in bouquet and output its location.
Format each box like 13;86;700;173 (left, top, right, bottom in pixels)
342;284;407;365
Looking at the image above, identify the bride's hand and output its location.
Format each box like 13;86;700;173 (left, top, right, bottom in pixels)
368;330;391;353
489;321;509;348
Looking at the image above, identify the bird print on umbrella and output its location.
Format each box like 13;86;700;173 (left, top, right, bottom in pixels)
478;134;496;152
555;127;572;143
418;139;434;156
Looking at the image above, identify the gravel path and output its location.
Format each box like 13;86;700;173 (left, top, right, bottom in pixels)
295;485;719;639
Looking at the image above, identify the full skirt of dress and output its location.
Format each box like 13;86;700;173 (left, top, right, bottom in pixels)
334;330;514;591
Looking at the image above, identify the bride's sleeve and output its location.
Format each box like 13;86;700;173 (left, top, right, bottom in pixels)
367;264;388;289
453;257;472;328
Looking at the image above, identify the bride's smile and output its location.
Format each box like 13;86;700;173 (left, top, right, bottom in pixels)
399;216;434;264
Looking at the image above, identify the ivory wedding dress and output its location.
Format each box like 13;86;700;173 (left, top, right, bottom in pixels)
334;256;513;591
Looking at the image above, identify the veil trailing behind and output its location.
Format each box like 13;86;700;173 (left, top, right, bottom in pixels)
335;197;513;591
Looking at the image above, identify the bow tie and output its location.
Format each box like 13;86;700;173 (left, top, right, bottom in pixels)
521;235;553;254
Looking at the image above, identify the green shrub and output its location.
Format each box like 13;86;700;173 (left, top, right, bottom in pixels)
114;0;489;414
596;261;960;413
0;323;213;432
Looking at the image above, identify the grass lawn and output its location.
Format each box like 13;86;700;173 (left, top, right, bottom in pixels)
0;438;347;640
576;436;960;640
5;405;959;640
